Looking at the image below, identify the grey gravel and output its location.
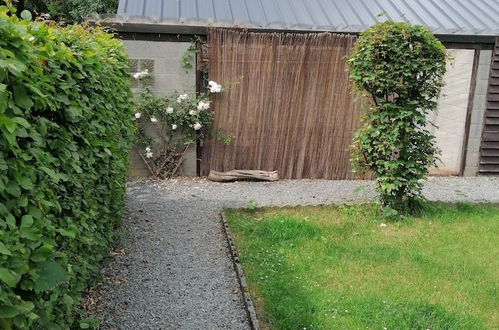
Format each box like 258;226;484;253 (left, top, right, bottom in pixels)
93;176;499;329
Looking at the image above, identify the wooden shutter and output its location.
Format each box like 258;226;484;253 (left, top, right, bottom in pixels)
479;38;499;174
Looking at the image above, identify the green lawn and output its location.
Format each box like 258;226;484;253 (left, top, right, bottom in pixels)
226;203;499;329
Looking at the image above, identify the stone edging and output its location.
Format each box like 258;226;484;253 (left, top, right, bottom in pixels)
220;211;260;330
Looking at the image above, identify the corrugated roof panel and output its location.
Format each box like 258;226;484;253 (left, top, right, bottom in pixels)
142;0;162;21
478;0;499;19
399;0;440;27
337;0;364;27
273;0;299;27
348;0;377;27
302;0;332;29
115;0;499;36
196;0;215;20
212;0;233;22
161;0;179;20
455;0;495;28
418;0;462;31
179;0;198;20
117;0;127;14
452;0;488;30
288;0;315;28
359;0;387;22
318;0;347;28
369;0;407;23
227;0;250;24
123;0;145;18
259;0;284;26
392;0;437;26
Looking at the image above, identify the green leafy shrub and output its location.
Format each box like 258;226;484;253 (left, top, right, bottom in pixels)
132;72;221;178
14;0;119;22
346;21;447;214
0;5;133;328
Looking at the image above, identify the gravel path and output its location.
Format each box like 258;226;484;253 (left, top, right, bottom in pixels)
92;176;499;329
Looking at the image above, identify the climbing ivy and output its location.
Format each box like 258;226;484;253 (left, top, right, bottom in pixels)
180;36;202;73
347;21;447;214
0;4;133;328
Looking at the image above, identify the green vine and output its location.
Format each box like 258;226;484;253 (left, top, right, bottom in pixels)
216;128;233;146
181;35;202;73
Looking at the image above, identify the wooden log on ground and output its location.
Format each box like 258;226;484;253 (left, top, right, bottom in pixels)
208;170;279;182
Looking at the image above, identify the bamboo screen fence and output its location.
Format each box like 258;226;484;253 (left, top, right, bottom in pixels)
200;28;364;179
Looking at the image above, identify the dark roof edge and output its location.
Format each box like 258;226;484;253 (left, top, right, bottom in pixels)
96;22;498;44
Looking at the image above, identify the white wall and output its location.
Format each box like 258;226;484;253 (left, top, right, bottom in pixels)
464;50;492;176
429;49;475;175
122;40;197;177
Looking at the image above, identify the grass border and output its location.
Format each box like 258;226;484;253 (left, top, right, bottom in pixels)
220;211;261;330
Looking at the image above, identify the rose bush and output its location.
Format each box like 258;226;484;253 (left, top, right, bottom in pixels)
133;72;221;177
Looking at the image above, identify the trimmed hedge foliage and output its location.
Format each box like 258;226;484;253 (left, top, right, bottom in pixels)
347;21;447;213
0;6;133;329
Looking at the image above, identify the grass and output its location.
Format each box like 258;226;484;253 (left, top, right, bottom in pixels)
225;203;499;330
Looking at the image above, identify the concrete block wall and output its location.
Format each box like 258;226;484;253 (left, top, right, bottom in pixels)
430;49;474;175
122;40;197;177
463;50;493;176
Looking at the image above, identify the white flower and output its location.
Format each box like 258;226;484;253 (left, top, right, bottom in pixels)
132;69;150;80
150;116;158;123
134;112;141;119
145;146;151;152
197;101;210;110
171;124;177;130
193;122;202;130
176;93;188;103
208;80;222;93
146;151;153;159
380;223;387;228
28;36;35;42
189;110;197;116
166;107;174;114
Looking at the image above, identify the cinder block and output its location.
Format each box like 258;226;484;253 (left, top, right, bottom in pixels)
465;151;479;166
476;63;491;80
123;40;197;177
155;58;194;75
154;73;195;93
122;40;190;58
463;166;478;177
468;123;483;138
180;145;197;176
466;137;482;151
474;77;490;96
478;50;492;65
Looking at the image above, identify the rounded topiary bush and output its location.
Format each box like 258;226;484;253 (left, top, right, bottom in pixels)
347;21;447;213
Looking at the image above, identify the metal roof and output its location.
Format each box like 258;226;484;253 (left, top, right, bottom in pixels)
115;0;499;37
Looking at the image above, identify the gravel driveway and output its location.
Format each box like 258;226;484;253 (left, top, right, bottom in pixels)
92;176;499;329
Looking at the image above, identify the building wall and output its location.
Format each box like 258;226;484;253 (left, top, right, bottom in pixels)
121;39;491;178
463;50;493;176
122;40;197;177
429;49;475;175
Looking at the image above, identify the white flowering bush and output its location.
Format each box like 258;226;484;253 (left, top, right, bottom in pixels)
132;70;221;177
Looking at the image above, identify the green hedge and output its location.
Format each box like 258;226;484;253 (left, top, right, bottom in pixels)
0;6;133;329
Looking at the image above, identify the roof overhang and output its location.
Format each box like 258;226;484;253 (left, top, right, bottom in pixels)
95;20;498;45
